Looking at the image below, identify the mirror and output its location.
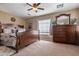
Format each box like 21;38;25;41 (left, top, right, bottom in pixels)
56;14;70;25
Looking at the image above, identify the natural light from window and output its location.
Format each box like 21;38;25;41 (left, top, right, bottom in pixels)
38;19;51;35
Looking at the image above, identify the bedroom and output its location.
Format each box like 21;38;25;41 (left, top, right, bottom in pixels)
0;3;79;56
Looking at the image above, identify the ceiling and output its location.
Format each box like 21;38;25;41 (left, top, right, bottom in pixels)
0;3;79;19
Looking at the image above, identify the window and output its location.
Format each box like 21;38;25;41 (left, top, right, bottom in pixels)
38;19;51;34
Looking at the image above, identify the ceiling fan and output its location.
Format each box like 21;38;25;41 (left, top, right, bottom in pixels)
26;3;44;13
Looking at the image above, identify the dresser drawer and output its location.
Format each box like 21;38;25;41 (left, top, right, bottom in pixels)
53;34;66;38
53;37;66;43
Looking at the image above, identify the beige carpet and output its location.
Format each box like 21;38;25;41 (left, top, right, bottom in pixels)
40;34;52;42
14;40;79;56
0;46;16;56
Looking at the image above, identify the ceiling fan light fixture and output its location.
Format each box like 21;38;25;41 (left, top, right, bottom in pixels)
27;3;44;13
32;7;37;11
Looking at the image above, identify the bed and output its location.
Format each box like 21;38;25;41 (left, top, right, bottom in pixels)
0;28;39;52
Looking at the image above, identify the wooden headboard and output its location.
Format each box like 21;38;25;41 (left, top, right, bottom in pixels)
18;25;24;28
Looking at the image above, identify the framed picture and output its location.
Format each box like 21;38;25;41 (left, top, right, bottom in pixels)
28;22;32;30
11;17;16;22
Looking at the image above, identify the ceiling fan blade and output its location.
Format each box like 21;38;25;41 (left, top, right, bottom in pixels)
36;3;40;6
27;8;33;11
38;8;44;10
26;3;32;6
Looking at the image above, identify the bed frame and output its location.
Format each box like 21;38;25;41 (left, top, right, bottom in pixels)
11;30;39;52
0;22;39;52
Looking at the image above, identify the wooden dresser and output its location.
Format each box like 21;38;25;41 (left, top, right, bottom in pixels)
0;22;2;33
53;14;79;45
53;25;76;44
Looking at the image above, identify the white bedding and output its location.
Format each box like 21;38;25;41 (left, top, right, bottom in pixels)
1;33;16;47
1;27;26;46
1;25;26;47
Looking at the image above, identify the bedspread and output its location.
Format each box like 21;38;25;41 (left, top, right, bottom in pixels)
0;33;16;47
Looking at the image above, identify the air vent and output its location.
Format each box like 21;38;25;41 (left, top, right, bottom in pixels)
57;4;64;8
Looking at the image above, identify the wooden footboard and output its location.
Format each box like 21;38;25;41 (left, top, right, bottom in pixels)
15;31;38;50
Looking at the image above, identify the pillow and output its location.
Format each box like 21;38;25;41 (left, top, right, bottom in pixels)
3;28;11;33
